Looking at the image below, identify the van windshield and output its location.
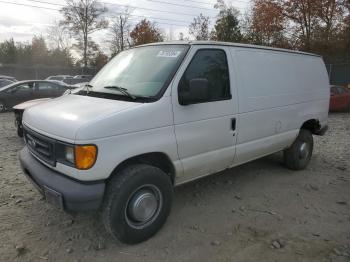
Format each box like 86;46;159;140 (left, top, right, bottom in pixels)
89;45;188;99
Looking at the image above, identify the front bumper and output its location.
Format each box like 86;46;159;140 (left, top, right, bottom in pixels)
19;146;105;212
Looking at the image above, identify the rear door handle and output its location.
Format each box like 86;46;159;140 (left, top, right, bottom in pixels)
231;118;236;131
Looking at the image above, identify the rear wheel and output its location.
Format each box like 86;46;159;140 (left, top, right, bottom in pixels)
284;129;313;170
0;101;6;113
102;164;173;244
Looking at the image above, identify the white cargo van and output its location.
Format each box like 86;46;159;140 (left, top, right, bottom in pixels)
19;41;329;244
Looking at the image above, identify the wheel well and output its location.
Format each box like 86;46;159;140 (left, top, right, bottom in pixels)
109;152;175;184
301;119;320;134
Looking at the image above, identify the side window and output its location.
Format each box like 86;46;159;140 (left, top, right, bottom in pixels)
7;83;32;93
331;87;338;95
338;87;349;94
179;49;231;103
0;79;13;88
37;82;59;90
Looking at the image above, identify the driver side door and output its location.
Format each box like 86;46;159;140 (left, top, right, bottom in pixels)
171;46;238;184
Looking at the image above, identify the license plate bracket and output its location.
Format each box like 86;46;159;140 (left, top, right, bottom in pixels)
43;186;64;210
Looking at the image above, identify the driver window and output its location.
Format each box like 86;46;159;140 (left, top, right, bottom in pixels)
178;49;231;103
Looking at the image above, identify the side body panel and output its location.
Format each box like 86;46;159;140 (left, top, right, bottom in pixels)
230;47;330;165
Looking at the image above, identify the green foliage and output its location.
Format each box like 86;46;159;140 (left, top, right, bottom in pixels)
0;39;17;64
0;36;74;67
189;14;211;40
211;0;242;42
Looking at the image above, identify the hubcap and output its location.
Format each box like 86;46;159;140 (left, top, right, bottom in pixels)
299;142;309;159
125;185;162;228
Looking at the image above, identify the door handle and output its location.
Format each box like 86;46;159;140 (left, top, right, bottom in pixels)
231;118;236;131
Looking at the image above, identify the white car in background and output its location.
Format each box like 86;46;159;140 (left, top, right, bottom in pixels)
13;85;84;137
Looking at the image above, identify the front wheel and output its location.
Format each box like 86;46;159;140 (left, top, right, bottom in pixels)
102;164;173;244
284;129;313;170
17;126;23;137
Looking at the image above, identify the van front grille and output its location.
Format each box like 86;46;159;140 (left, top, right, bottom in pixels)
24;127;56;166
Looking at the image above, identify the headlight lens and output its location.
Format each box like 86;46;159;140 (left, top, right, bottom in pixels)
64;146;75;164
75;145;97;170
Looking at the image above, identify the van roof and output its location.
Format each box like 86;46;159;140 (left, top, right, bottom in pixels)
139;41;321;58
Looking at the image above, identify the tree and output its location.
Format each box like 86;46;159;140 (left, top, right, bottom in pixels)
282;0;319;51
211;0;242;42
311;0;346;62
246;0;287;47
0;38;17;64
60;0;108;68
315;0;344;43
109;10;132;55
189;13;210;40
130;19;163;46
74;37;100;66
47;20;71;50
0;37;74;67
48;48;74;67
91;51;108;70
32;35;49;65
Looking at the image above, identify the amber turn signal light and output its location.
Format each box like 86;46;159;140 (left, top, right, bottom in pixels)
75;145;97;170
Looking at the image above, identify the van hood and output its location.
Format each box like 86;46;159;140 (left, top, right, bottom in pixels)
23;94;142;141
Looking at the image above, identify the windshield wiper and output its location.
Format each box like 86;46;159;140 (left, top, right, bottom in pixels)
103;86;136;99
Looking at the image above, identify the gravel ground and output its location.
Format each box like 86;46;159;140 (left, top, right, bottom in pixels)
0;112;349;262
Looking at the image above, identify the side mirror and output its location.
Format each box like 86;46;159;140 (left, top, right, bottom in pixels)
179;78;209;105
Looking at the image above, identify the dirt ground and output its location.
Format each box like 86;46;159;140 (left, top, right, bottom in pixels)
0;112;349;262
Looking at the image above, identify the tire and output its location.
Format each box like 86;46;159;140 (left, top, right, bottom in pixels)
17;126;23;137
284;129;313;170
0;101;6;113
102;164;173;244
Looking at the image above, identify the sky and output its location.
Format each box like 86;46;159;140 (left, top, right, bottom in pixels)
0;0;251;53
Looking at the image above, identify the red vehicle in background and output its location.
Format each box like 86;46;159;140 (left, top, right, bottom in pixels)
330;85;350;112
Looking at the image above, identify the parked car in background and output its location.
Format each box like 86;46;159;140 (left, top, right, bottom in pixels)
73;74;93;80
330;85;350;112
46;75;73;81
0;75;17;88
0;80;73;112
13;85;83;136
62;77;90;85
13;98;52;137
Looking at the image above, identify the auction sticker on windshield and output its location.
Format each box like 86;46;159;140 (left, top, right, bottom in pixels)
157;50;182;58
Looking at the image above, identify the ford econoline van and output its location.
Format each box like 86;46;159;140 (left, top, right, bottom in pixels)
19;41;329;244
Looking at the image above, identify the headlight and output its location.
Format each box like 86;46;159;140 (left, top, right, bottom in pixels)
64;146;75;164
58;144;97;170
